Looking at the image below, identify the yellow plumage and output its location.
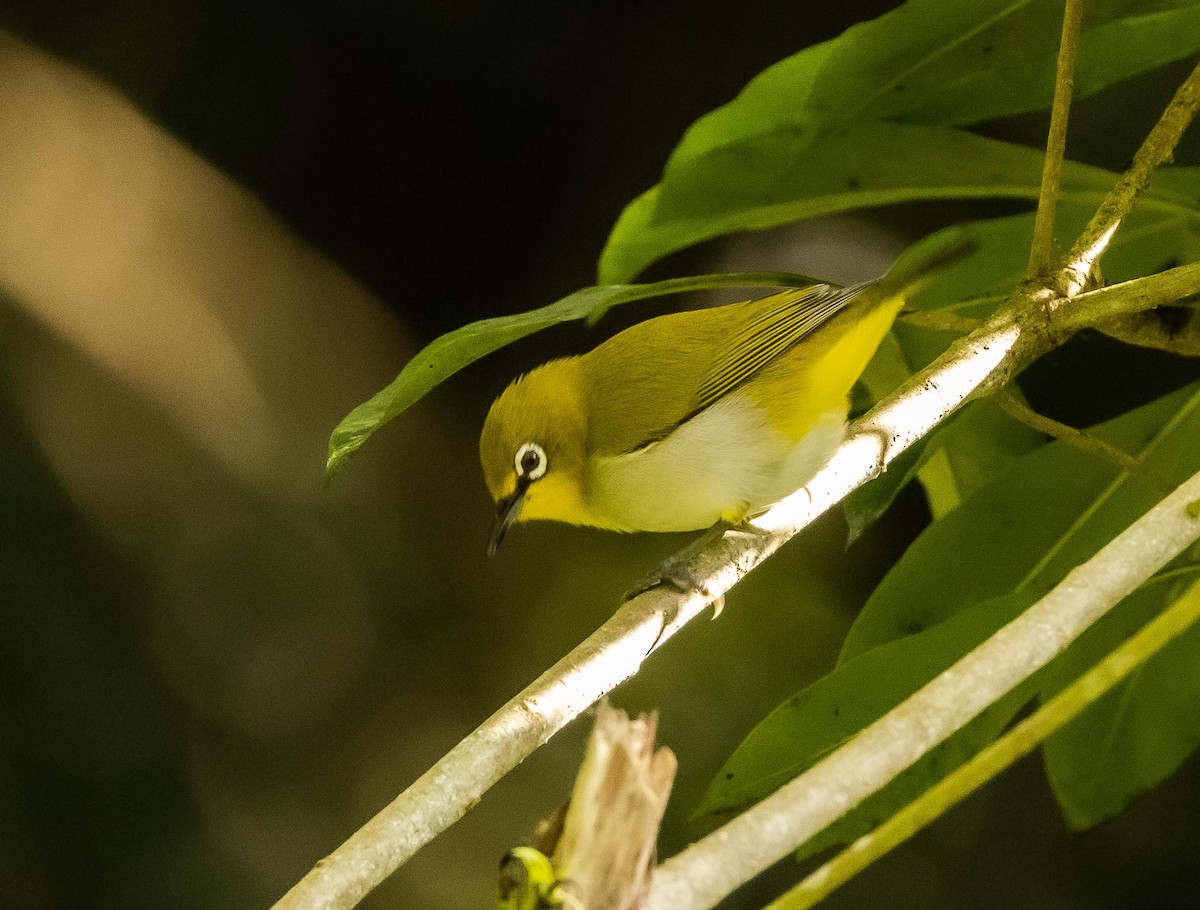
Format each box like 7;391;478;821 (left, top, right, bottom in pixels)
479;274;910;550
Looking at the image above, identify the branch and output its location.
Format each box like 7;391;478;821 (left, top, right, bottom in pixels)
649;469;1200;910
271;260;1200;910
766;574;1200;910
1026;0;1083;280
272;54;1200;910
1057;261;1200;329
1056;58;1200;296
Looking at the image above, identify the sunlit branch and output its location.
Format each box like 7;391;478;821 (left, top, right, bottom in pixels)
1057;59;1200;296
650;470;1200;909
273;48;1200;910
765;575;1200;910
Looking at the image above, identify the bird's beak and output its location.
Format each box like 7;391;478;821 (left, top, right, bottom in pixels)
488;479;528;556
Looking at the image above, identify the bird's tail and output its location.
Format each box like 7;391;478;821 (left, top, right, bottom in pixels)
874;226;979;301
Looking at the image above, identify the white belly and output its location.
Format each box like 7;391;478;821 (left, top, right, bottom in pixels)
588;393;846;532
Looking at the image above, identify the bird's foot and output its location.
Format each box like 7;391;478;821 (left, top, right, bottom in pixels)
623;557;725;618
857;425;895;481
621;520;773;619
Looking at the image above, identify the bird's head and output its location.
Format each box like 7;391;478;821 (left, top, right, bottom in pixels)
479;359;589;554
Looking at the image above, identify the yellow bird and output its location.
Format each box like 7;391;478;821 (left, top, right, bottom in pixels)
480;243;961;555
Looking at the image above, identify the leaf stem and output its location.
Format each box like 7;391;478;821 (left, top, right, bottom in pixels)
764;577;1200;910
1027;0;1084;281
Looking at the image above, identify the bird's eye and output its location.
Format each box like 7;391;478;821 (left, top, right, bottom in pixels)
515;442;547;480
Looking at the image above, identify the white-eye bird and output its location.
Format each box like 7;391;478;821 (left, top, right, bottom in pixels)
480;243;963;554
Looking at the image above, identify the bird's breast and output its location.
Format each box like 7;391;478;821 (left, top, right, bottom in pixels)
587;393;846;532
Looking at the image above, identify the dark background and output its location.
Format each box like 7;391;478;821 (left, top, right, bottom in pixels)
1;2;1199;909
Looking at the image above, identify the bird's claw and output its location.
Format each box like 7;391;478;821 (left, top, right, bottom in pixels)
621;520;761;617
622;558;721;611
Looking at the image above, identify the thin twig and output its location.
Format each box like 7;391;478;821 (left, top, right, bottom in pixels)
766;576;1200;910
993;389;1167;490
1056;59;1200;296
1057;261;1200;332
1027;0;1084;281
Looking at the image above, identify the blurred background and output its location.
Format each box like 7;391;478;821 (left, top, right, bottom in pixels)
1;2;1199;908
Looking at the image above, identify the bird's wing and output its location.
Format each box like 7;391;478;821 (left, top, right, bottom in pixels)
582;284;866;457
692;283;865;413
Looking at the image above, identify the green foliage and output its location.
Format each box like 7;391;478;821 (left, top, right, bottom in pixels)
701;385;1200;849
324;0;1200;864
324;271;814;476
329;0;1200;478
598;0;1200;283
696;591;1036;819
844;167;1200;537
1041;575;1200;829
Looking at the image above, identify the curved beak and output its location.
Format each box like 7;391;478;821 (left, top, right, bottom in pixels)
488;479;528;556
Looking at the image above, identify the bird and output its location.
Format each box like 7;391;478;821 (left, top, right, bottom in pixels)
480;239;967;556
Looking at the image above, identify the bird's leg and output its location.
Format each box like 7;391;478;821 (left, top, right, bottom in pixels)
622;519;775;619
622;522;731;613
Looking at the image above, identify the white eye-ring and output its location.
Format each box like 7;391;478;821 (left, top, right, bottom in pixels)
515;442;547;481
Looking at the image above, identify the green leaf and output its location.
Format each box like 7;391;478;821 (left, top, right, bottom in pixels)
844;399;1044;543
323;271;814;477
599;0;1200;283
925;398;1047;518
883;2;1200;126
1041;577;1200;829
907;168;1200;313
701;385;1200;851
846;313;1045;542
639;0;1200;167
601;123;1122;284
843;440;928;546
841;382;1200;663
696;591;1037;822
